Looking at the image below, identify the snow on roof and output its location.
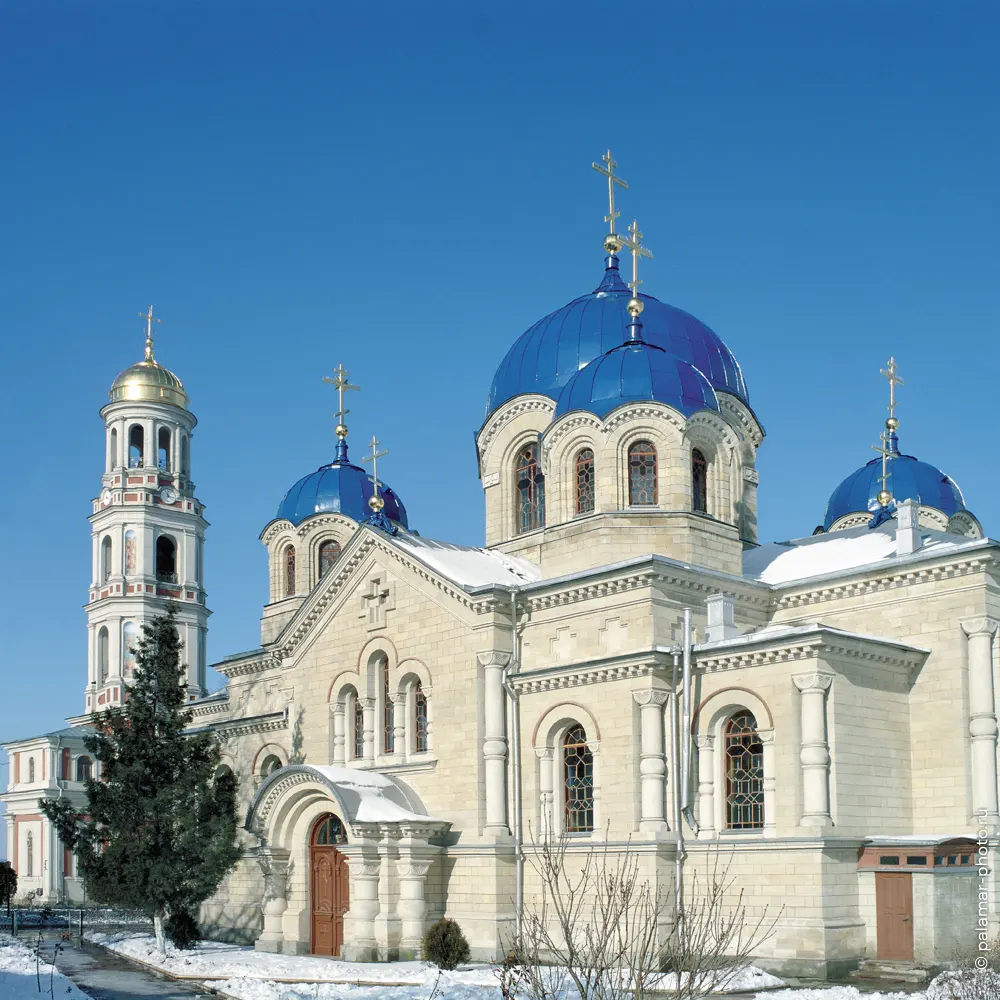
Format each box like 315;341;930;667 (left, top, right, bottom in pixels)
305;765;445;824
695;621;927;656
390;530;541;590
865;835;975;845
744;521;977;587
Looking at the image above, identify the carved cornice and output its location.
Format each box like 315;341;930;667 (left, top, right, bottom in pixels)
716;394;764;447
603;404;683;435
261;520;294;546
792;671;835;692
542;412;602;453
774;554;995;609
962;617;1000;638
191;698;230;717
477;397;555;465
215;654;281;679
212;710;288;743
296;514;358;539
511;652;670;694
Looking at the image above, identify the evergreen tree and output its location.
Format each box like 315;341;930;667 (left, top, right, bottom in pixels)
42;606;241;954
0;861;16;916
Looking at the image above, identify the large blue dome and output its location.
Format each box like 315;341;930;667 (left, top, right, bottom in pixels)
486;257;748;419
276;461;408;528
823;445;966;530
555;341;719;421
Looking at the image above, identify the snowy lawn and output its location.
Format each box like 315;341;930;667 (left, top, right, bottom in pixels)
0;932;92;1000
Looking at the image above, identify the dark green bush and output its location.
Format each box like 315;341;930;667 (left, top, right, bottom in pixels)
423;917;470;970
165;908;202;949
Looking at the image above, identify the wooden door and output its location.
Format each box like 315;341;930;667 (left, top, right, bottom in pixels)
875;872;913;961
310;815;349;957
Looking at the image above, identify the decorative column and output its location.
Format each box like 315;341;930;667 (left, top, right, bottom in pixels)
361;698;376;763
331;704;346;765
695;735;716;839
535;747;554;836
759;728;776;836
254;847;290;953
392;693;407;757
962;618;1000;827
633;689;670;836
478;651;512;837
395;821;446;959
792;672;834;830
343;825;381;962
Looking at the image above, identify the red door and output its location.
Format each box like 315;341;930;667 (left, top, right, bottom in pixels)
310;815;349;957
875;872;913;961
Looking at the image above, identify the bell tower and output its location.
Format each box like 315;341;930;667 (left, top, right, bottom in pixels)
84;308;210;711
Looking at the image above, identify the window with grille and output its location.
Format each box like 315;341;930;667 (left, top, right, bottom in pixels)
724;711;764;830
692;448;708;513
575;448;595;514
628;441;657;505
353;695;364;759
383;662;394;754
414;683;428;752
318;540;341;579
312;814;347;845
515;442;545;533
563;725;594;833
284;545;296;597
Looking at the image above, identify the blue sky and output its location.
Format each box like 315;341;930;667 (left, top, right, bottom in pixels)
1;2;997;831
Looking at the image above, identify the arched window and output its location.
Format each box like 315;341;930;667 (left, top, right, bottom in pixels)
155;536;177;583
109;427;118;471
215;764;233;781
312;814;347;846
98;627;109;683
563;725;594;833
27;757;35;783
128;425;144;468
353;695;364;759
724;711;764;830
260;754;282;778
515;442;545;534
628;441;657;506
575;448;595;515
157;427;171;471
26;832;33;876
76;757;93;782
318;540;341;580
692;448;708;514
413;683;428;753
382;661;394;754
101;536;113;583
284;545;296;597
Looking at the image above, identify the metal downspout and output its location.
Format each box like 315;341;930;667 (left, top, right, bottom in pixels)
500;587;523;942
670;651;684;921
681;608;698;834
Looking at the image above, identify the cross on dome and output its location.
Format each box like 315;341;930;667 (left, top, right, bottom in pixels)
322;362;359;462
591;149;629;254
139;305;161;362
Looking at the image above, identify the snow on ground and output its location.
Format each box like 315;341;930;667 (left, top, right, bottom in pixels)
0;932;92;1000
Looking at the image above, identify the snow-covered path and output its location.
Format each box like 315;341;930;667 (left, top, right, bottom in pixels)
0;932;93;1000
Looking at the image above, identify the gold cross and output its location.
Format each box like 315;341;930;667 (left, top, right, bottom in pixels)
362;434;389;512
871;429;893;506
880;356;904;422
591;149;629;253
619;220;653;310
322;363;359;439
139;305;161;362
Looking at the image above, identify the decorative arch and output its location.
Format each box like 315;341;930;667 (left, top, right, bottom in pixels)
532;701;602;749
252;743;288;779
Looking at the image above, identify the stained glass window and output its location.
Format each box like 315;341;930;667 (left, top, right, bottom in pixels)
383;661;394;754
312;814;347;845
628;441;657;505
724;711;764;830
692;448;708;513
318;540;341;579
353;695;364;759
515;442;545;534
575;448;595;515
414;683;428;753
563;725;594;833
284;545;296;597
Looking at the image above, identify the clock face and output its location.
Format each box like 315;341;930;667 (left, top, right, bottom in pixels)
160;486;178;505
101;489;112;504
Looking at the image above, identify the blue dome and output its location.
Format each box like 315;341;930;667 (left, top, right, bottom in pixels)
276;461;408;528
487;257;748;419
823;445;966;530
555;341;720;420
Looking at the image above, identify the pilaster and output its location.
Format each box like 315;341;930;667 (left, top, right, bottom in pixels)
792;671;834;831
962;617;1000;829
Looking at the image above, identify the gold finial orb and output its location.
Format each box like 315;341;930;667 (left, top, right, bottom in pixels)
886;416;899;431
368;493;385;512
604;233;623;254
877;489;893;507
627;297;643;317
335;423;348;439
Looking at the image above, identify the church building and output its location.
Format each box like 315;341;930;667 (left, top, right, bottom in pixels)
4;155;997;978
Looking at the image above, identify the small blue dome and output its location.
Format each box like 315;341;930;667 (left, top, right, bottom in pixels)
823;444;966;530
487;258;748;419
276;461;408;528
555;341;720;420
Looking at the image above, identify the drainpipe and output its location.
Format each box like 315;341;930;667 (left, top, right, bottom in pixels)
670;651;684;921
500;587;523;943
680;608;698;834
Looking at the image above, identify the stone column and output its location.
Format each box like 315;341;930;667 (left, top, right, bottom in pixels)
362;698;376;763
343;827;381;962
331;704;346;765
254;847;290;953
792;672;834;829
395;822;443;959
536;747;554;836
633;689;670;836
962;618;1000;827
478;651;511;836
695;735;716;839
392;693;407;757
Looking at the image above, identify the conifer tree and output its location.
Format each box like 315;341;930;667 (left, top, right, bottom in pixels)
43;606;241;954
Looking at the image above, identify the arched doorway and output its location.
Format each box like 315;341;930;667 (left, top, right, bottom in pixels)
310;813;349;956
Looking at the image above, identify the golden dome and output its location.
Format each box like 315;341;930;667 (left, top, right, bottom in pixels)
109;359;188;409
